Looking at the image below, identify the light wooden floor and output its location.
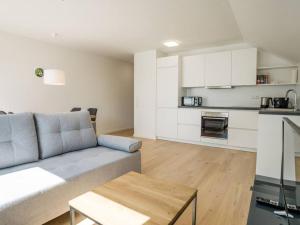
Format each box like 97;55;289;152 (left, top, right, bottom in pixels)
46;129;256;225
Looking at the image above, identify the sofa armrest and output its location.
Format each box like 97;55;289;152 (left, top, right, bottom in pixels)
97;135;142;153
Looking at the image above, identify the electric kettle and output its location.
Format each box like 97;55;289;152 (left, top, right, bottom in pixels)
261;97;273;108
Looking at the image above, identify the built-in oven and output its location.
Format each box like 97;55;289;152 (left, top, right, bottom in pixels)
201;112;229;139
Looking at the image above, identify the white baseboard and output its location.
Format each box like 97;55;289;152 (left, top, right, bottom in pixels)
156;136;257;153
133;133;157;140
101;127;133;135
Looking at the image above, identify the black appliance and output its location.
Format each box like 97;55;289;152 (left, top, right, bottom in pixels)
248;176;300;225
252;118;300;224
261;97;273;108
274;97;289;108
181;96;202;107
201;112;228;139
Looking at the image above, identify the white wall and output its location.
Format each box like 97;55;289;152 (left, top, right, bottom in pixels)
134;50;157;139
188;85;297;107
0;32;134;134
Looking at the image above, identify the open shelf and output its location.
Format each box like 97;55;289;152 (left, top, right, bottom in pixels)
257;83;297;86
257;65;298;70
256;65;298;85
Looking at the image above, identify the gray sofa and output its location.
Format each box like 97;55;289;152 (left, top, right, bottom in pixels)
0;112;141;225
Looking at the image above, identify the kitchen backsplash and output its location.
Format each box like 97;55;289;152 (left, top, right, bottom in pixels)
187;85;299;107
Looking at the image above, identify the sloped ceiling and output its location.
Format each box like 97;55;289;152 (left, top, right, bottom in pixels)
0;0;242;60
228;0;300;64
0;0;298;62
0;0;242;61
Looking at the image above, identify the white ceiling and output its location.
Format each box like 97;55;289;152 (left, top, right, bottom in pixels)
229;0;300;64
0;0;242;61
0;0;298;63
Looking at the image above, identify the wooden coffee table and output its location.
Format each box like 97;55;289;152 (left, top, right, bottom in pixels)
69;172;198;225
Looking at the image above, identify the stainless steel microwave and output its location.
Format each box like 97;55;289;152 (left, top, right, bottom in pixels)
181;96;202;107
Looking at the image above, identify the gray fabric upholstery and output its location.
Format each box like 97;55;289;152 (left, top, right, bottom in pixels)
35;112;97;159
0;111;142;225
0;146;140;179
0;147;141;225
0;113;39;169
98;135;142;153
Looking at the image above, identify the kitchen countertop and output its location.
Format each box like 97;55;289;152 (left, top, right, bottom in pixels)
178;105;300;115
178;106;260;110
259;108;300;115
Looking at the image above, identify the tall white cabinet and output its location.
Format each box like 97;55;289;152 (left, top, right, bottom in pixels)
157;108;178;139
156;56;180;139
157;57;179;108
134;50;158;139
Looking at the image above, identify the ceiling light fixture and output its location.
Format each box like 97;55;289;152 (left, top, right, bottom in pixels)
163;40;180;48
34;68;66;86
44;69;66;86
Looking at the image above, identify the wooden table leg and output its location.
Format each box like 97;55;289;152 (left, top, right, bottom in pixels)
192;194;197;225
70;207;75;225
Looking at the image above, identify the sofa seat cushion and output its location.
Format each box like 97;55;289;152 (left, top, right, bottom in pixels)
35;112;97;159
0;167;65;211
0;147;140;210
0;113;39;169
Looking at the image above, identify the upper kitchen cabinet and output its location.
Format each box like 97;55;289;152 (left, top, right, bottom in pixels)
157;56;180;108
205;51;232;87
182;55;205;87
231;48;257;86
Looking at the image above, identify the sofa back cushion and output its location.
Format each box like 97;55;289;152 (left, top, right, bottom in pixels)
35;112;97;159
0;113;39;169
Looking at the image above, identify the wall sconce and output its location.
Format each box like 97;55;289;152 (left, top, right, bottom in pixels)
35;68;66;86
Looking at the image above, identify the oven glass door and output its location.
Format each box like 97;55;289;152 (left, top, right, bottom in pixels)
201;116;228;139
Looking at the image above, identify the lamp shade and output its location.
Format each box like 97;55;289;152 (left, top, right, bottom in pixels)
43;69;65;85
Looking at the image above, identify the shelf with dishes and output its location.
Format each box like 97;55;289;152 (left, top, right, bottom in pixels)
256;65;298;86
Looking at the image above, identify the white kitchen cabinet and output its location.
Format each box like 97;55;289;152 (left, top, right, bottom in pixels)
157;56;180;108
134;50;157;139
229;110;259;130
201;137;228;145
228;110;258;149
157;55;178;68
156;56;180;139
178;124;201;142
228;128;257;149
205;51;231;87
156;108;178;139
178;108;201;125
231;48;257;86
256;115;300;180
182;55;205;87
